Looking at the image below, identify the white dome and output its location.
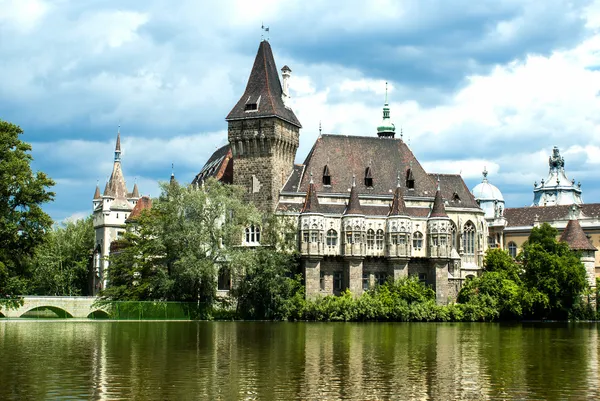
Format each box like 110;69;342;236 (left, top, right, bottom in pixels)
472;182;504;202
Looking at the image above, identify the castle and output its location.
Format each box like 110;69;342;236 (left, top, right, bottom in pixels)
94;39;598;301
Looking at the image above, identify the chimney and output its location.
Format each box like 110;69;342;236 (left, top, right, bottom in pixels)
281;65;291;105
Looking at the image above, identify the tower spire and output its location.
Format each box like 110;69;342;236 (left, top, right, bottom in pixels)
114;125;121;162
377;81;395;138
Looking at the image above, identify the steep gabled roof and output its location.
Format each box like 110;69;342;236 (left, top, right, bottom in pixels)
504;204;600;227
226;41;301;128
389;185;407;216
344;179;363;215
301;180;321;213
192;144;233;185
560;219;597;251
130;183;140;198
430;189;448;218
93;185;101;199
299;135;437;197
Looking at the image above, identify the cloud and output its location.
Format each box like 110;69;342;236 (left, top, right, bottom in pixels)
3;0;600;221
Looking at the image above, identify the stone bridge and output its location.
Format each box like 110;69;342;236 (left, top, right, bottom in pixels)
0;296;108;319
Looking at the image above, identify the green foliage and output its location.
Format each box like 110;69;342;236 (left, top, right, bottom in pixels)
521;223;589;319
231;247;302;320
101;178;260;307
29;216;95;296
0;119;54;308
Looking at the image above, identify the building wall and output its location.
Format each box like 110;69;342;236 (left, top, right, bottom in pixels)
228;118;299;213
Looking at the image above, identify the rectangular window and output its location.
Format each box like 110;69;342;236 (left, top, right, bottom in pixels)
362;272;370;290
311;231;318;243
303;232;309;243
418;273;427;284
391;233;398;245
374;272;387;286
346;231;353;244
320;271;325;291
333;271;343;291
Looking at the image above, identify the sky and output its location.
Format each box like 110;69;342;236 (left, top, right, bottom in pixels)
2;0;600;223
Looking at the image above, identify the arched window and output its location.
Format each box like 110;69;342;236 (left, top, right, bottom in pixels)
367;229;375;249
376;229;384;250
413;231;423;250
354;225;361;243
345;225;353;244
326;229;338;246
462;222;475;262
245;225;261;245
508;241;517;258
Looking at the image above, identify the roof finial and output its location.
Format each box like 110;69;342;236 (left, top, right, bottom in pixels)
400;126;403;140
114;126;121;162
310;170;314;184
319;120;322;136
396;170;401;188
352;174;356;188
385;81;389;105
437;176;441;191
482;166;488;183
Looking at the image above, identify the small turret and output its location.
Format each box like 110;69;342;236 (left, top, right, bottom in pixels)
344;175;363;215
376;82;396;138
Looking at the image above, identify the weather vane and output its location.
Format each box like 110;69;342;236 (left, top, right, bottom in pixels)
261;23;270;41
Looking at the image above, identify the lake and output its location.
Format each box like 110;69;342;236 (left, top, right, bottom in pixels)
0;321;598;400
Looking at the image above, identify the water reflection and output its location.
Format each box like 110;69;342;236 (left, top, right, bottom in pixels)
0;321;598;400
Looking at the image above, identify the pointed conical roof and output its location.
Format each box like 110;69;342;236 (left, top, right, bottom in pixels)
93;185;101;199
226;41;301;127
107;161;128;199
344;176;363;215
430;188;448;218
560;219;596;251
301;179;321;213
103;180;111;197
115;131;121;152
131;182;140;198
389;185;407;216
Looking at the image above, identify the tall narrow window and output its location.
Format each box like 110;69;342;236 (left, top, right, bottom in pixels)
508;241;517;258
376;229;384;250
374;272;387;286
406;169;415;189
322;165;331;186
345;225;353;244
367;229;375;249
362;272;370;290
333;271;343;291
364;167;373;188
462;221;475;262
413;231;423;250
326;229;338;246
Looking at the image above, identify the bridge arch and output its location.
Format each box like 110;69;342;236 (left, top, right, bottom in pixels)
87;309;110;319
20;306;74;318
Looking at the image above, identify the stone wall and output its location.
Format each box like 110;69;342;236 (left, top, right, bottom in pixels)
228;118;299;213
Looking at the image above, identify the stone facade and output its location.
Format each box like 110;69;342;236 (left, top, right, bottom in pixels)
228;118;299;212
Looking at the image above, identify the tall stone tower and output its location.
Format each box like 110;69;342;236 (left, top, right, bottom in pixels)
91;130;140;294
226;40;302;213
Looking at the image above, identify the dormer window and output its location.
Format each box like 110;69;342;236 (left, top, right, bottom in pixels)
406;169;415;189
245;103;258;111
364;167;373;188
452;192;461;202
322;165;331;186
244;95;261;113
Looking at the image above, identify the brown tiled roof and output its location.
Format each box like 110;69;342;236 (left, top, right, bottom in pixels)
193;144;233;185
345;183;363;215
93;185;101;199
226;41;301;128
282;164;305;192
301;181;320;213
560;219;597;251
115;131;121;152
389;185;407;216
504;204;600;227
126;196;152;223
299;135;436;197
430;189;448;218
429;173;479;208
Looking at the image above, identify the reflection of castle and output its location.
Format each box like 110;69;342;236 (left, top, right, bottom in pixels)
196;40;488;303
471;147;598;288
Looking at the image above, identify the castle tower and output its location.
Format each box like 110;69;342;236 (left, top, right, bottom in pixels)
532;146;583;206
91;129;140;294
226;40;302;213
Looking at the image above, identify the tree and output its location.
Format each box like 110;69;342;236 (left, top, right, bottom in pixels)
520;223;588;319
0;119;54;307
29;216;95;296
101;178;260;308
